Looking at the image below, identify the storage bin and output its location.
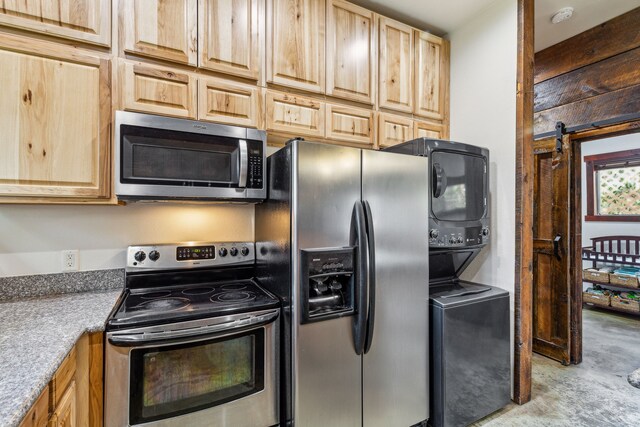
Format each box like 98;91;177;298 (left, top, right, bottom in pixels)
582;292;610;307
610;296;640;313
609;273;639;288
582;269;610;283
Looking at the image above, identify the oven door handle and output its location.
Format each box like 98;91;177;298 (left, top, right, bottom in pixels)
108;309;279;346
238;139;248;188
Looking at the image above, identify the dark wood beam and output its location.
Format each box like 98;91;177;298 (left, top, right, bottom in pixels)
514;0;534;405
533;84;640;134
534;47;640;112
534;7;640;84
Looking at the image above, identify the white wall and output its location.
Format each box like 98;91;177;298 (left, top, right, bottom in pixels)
448;0;517;297
0;204;254;277
447;0;517;392
581;133;640;288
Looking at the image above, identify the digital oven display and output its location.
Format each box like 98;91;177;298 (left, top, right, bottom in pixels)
176;246;216;261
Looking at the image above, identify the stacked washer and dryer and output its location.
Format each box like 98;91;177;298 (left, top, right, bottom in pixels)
385;138;511;427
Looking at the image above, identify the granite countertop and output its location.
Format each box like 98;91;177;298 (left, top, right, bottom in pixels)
0;289;122;427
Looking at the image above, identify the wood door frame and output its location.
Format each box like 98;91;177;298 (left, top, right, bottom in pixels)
567;120;640;364
514;0;535;404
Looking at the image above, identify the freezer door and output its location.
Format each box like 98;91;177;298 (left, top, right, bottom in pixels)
293;141;362;427
362;149;430;426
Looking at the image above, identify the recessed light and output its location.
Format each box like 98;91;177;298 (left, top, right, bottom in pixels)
551;7;574;24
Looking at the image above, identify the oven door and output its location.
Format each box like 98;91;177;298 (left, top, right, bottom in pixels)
105;309;279;427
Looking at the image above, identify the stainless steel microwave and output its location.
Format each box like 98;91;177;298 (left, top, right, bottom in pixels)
115;111;266;202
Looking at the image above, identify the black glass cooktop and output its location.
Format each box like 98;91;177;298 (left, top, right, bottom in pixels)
108;279;279;329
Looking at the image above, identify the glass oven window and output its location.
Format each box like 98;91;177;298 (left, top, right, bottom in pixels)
431;151;487;221
129;329;265;424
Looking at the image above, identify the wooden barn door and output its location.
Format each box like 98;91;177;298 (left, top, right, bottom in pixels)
532;136;572;364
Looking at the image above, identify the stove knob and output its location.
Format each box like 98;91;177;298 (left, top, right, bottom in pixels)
134;251;146;262
449;237;457;245
482;227;491;237
241;247;250;256
219;248;228;257
429;229;439;239
457;236;464;244
148;250;160;262
229;247;239;256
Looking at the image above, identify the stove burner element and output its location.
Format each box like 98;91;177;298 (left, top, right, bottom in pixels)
182;287;214;295
135;297;190;311
211;291;255;304
140;291;172;299
221;284;248;291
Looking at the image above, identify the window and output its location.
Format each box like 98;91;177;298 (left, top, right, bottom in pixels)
585;149;640;221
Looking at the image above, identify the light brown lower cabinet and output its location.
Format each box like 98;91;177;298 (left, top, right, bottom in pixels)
19;333;103;427
377;113;414;149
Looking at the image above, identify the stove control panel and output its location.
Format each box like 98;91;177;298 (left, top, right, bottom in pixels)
126;242;254;270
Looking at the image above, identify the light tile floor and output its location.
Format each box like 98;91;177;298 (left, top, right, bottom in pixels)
473;307;640;426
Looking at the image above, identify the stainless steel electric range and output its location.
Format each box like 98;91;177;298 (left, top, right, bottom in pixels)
104;242;280;427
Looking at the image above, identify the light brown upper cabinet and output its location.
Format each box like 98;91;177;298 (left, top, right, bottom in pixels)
120;60;198;119
0;35;111;201
414;120;444;139
199;0;263;80
326;103;375;146
377;113;413;149
0;0;111;46
414;31;447;120
326;0;376;105
267;0;325;93
266;90;325;138
120;0;198;66
199;77;263;128
378;17;413;113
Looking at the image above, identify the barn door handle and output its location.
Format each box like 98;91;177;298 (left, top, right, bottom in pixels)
553;234;562;259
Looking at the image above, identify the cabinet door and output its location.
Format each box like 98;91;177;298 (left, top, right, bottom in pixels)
326;103;375;146
414;120;444;139
0;1;110;46
199;0;262;80
120;0;197;65
414;31;447;120
379;17;412;113
326;0;376;104
0;36;110;200
50;382;76;427
199;77;263;128
19;386;49;427
120;60;198;119
377;113;413;149
267;0;325;93
266;91;325;138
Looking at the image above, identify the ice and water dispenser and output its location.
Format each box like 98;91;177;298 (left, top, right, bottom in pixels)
300;248;355;323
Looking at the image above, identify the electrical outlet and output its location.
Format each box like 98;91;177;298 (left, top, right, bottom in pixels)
62;250;79;272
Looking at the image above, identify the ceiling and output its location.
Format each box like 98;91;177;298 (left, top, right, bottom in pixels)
352;0;640;51
535;0;640;51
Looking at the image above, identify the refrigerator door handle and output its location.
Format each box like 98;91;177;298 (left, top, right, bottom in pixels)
350;201;368;355
363;200;376;354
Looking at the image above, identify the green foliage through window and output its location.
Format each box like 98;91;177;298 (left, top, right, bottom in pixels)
596;166;640;215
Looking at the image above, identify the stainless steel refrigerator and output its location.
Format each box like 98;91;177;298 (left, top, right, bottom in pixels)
256;140;429;426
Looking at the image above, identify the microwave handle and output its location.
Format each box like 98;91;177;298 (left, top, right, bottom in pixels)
238;139;248;188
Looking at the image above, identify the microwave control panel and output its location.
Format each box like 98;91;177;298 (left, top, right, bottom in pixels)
247;141;263;189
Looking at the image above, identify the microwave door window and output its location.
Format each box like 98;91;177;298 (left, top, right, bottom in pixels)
121;126;241;186
431;152;486;221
